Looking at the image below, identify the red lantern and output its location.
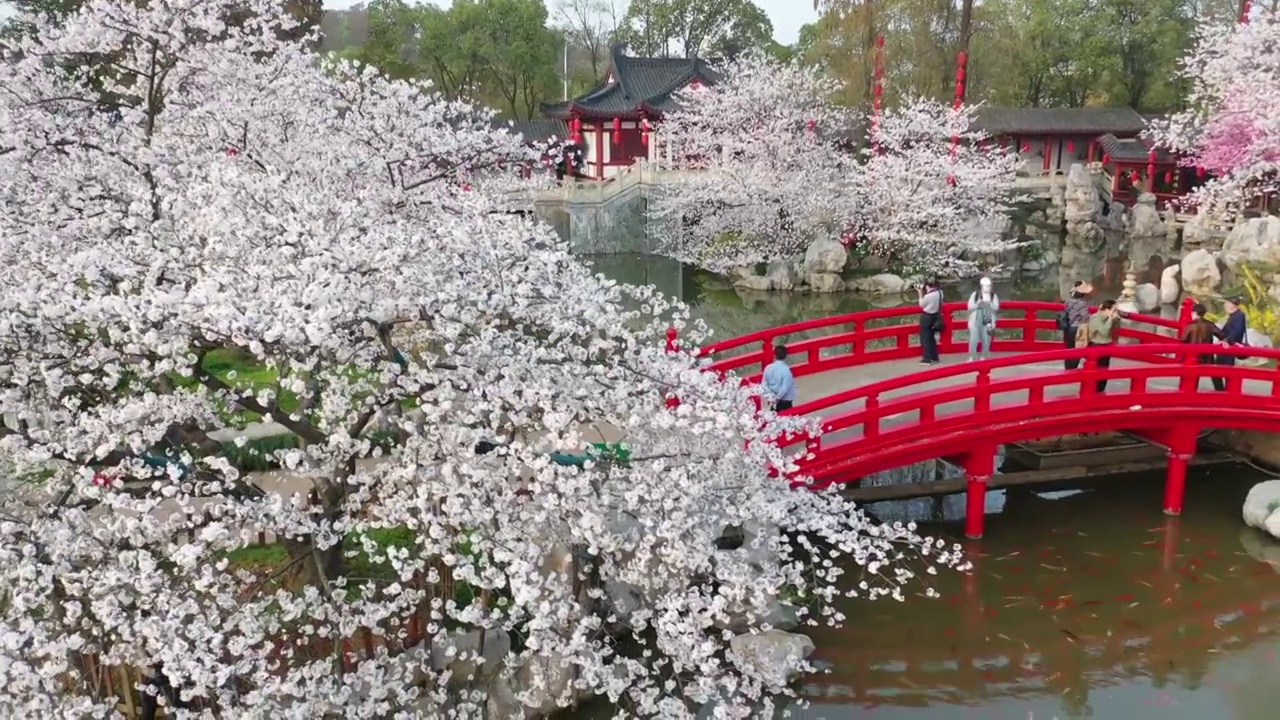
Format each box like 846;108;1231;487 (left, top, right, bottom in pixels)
1164;171;1174;184
947;175;957;186
226;146;238;157
612;117;622;145
462;183;472;192
1066;141;1075;153
806;119;816;132
641;118;651;146
1103;153;1112;164
1021;143;1030;152
570;116;581;135
1131;170;1141;183
1197;166;1207;178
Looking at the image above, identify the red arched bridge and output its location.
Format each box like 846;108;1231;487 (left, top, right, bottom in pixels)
689;298;1280;539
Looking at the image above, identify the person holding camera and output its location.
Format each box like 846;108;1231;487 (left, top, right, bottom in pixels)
918;279;943;364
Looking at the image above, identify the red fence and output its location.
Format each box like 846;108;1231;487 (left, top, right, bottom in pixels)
698;300;1191;379
782;343;1280;488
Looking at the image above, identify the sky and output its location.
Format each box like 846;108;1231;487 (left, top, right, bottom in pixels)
0;1;819;45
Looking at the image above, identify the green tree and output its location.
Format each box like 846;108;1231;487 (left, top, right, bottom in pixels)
456;0;560;119
1091;0;1192;110
616;0;775;58
346;0;558;118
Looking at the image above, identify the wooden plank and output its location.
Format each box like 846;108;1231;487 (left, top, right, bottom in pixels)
838;453;1237;503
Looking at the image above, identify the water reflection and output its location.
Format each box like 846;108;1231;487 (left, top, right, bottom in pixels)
791;470;1280;719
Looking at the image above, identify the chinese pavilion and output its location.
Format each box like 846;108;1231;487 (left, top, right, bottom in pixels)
541;46;720;180
971;107;1150;176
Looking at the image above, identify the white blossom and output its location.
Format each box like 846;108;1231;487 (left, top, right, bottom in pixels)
0;2;966;717
647;54;1021;277
648;52;852;271
849;98;1024;277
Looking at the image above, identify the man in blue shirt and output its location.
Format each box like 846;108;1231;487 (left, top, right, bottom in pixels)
1215;296;1248;391
763;345;797;411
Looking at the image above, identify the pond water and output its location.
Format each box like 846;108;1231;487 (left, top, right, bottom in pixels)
581;254;1280;720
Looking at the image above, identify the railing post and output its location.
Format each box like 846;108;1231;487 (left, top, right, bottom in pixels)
864;397;880;439
1179;348;1199;393
852;318;865;358
761;336;775;374
1178;296;1195;333
1024;308;1037;348
974;369;991;413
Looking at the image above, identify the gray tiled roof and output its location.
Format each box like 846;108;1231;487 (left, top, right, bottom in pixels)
1097;133;1176;164
494;118;570;144
973;107;1148;136
542;45;720;118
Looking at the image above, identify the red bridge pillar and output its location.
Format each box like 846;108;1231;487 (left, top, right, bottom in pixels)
963;445;997;539
1163;426;1199;516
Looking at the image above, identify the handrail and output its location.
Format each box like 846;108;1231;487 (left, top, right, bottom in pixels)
699;299;1192;379
783;343;1280;485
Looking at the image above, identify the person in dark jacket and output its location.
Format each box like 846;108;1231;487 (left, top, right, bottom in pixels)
1062;281;1093;370
1181;303;1226;390
1215;297;1248;391
917;279;943;364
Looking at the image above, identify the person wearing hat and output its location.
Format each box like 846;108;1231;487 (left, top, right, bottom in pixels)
966;276;1000;361
1061;280;1093;370
1216;296;1249;390
1180;302;1226;390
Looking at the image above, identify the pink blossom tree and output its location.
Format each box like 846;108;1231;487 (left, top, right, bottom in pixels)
1151;12;1280;212
847;98;1023;277
648;52;854;272
0;1;965;717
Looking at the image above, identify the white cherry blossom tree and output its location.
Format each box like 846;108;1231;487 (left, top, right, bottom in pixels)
848;98;1023;277
648;52;854;272
1150;12;1280;213
0;1;965;718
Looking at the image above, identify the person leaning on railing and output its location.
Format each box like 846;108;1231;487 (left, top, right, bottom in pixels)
1180;302;1227;391
1086;300;1126;392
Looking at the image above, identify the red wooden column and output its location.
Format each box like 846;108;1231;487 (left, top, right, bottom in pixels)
594;123;605;180
963;444;997;539
1163;425;1199;516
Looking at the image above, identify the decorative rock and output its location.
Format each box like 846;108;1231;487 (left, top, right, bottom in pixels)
431;628;512;685
806;272;845;293
847;273;908;296
764;259;797;291
518;651;580;715
727;630;815;688
1221;215;1280;266
1243;480;1280;539
733;274;772;292
1126;193;1165;239
803;234;848;274
1063;164;1105;253
1133;283;1159;312
1160;265;1180;305
1180;249;1222;295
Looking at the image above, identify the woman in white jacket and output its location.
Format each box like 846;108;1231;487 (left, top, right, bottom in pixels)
967;277;1000;361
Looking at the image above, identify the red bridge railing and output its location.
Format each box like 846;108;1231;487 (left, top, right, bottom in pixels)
698;299;1192;379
